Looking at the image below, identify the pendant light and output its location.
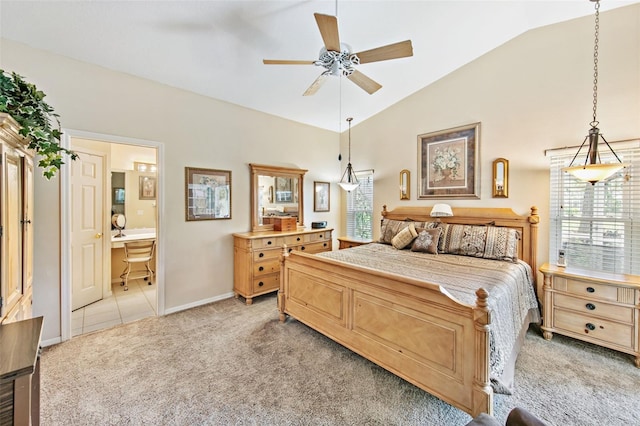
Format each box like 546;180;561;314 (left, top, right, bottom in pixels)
338;117;360;191
562;0;626;185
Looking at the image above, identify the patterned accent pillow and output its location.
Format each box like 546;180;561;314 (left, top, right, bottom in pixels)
391;223;418;249
439;224;520;262
379;219;440;244
411;228;441;254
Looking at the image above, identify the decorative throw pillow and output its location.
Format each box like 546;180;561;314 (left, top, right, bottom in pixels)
379;219;440;244
411;228;441;254
438;224;520;262
391;223;418;249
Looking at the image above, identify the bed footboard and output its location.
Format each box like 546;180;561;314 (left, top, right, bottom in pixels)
278;248;493;417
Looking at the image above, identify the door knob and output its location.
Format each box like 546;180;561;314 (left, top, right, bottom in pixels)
95;233;103;239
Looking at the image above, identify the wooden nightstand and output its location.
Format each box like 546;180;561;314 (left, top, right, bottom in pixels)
539;262;640;367
337;236;373;250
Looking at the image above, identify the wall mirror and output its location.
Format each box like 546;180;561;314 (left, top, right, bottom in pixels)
250;163;307;231
492;158;509;198
399;169;410;200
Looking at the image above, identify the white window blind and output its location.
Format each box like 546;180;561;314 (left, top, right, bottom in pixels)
548;141;640;275
346;170;374;239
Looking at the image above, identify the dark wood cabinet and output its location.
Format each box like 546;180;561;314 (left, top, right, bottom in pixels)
0;316;43;425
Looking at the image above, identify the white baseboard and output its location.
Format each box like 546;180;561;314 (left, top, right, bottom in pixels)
41;336;62;348
163;292;235;315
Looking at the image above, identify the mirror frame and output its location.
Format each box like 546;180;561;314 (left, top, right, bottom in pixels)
399;169;410;200
250;163;307;232
492;158;509;198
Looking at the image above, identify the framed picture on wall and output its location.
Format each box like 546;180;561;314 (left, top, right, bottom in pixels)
314;181;330;212
417;122;480;199
139;176;156;200
185;167;232;221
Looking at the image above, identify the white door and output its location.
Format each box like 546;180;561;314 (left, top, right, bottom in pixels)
71;150;105;310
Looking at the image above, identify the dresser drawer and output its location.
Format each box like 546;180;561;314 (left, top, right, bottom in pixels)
554;308;633;349
305;231;330;243
284;234;305;246
254;237;283;249
561;278;619;302
253;258;280;276
302;241;332;254
554;293;633;323
253;274;280;293
253;248;281;261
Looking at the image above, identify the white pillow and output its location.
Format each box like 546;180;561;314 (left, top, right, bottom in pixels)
391;223;418;249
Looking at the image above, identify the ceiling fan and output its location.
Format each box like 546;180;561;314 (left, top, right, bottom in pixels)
263;13;413;96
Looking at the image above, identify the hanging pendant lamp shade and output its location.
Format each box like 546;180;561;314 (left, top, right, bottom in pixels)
338;117;360;191
562;0;626;185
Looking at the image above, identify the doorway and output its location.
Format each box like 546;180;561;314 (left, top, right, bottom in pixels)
60;130;164;340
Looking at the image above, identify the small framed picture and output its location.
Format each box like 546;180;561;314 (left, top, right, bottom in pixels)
314;181;330;212
185;167;232;221
139;176;156;200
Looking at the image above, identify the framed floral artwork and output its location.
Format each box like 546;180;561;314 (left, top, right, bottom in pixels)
417;122;480;199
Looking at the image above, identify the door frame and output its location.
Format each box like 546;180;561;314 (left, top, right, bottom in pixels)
60;129;165;341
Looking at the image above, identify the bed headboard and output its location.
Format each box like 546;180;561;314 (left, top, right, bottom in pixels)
381;205;540;281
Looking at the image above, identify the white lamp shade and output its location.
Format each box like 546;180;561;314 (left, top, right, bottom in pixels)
338;181;359;191
563;163;626;184
430;203;453;217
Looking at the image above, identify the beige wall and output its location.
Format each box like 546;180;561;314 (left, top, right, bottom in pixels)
341;5;640;283
1;4;638;341
1;38;341;341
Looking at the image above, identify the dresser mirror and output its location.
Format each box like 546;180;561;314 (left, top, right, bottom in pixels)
250;164;307;231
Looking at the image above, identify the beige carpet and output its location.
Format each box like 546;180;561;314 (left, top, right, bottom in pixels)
41;294;640;425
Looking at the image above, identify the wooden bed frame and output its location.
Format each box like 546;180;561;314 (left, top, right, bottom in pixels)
277;206;539;417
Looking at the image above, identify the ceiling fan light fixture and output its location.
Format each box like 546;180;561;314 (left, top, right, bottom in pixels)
562;0;626;184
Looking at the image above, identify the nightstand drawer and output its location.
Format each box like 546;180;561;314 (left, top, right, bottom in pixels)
554;293;633;323
554;308;633;349
253;274;280;293
563;278;619;302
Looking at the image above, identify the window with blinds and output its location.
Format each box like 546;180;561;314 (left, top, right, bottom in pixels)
548;140;640;275
346;170;374;239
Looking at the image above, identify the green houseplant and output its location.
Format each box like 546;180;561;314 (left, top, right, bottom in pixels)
0;69;77;178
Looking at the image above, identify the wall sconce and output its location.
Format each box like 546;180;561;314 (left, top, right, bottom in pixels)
399;169;410;200
492;158;508;198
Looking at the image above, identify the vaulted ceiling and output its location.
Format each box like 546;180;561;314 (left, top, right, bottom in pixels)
1;1;637;132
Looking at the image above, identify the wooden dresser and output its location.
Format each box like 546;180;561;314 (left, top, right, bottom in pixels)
233;228;333;304
539;263;640;367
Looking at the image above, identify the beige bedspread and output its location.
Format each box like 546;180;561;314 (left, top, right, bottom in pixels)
317;243;541;392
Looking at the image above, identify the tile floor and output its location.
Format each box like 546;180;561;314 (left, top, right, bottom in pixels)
71;278;157;336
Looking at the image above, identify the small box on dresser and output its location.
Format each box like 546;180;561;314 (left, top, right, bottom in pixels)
273;217;297;231
539;263;640;367
233;228;333;305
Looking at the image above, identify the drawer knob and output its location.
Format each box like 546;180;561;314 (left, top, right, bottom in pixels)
288;248;293;253
323;243;327;247
259;253;264;258
585;323;596;331
297;237;301;241
586;287;595;293
258;281;264;287
267;241;272;245
259;266;264;272
586;303;596;310
301;246;305;250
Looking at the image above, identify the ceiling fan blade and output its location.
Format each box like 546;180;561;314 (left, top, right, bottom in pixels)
263;59;315;65
303;73;328;96
314;13;340;52
347;70;382;95
354;40;413;64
